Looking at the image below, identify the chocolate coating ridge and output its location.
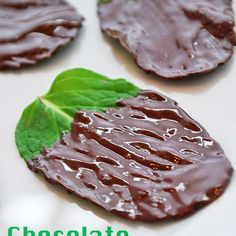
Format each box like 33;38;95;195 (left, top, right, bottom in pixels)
0;0;83;69
28;90;233;221
98;0;236;79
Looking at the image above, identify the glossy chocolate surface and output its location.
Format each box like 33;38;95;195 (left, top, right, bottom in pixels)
0;0;83;69
28;90;233;221
98;0;236;79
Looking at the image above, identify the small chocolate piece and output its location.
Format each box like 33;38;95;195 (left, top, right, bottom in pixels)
28;90;233;222
98;0;236;79
0;0;83;69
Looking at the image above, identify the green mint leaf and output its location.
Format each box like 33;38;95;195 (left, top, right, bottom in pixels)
98;0;112;4
15;68;139;161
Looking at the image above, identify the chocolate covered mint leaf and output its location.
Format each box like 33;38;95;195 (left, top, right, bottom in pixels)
16;68;139;161
28;90;233;221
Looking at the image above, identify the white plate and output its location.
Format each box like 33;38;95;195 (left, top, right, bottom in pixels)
0;1;235;235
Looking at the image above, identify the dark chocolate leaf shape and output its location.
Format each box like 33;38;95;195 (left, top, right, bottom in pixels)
0;0;83;69
98;0;236;79
16;69;233;221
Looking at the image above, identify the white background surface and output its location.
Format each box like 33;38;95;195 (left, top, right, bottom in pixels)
0;0;235;235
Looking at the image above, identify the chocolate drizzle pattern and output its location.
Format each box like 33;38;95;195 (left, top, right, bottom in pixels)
28;90;233;221
0;0;83;69
98;0;236;79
